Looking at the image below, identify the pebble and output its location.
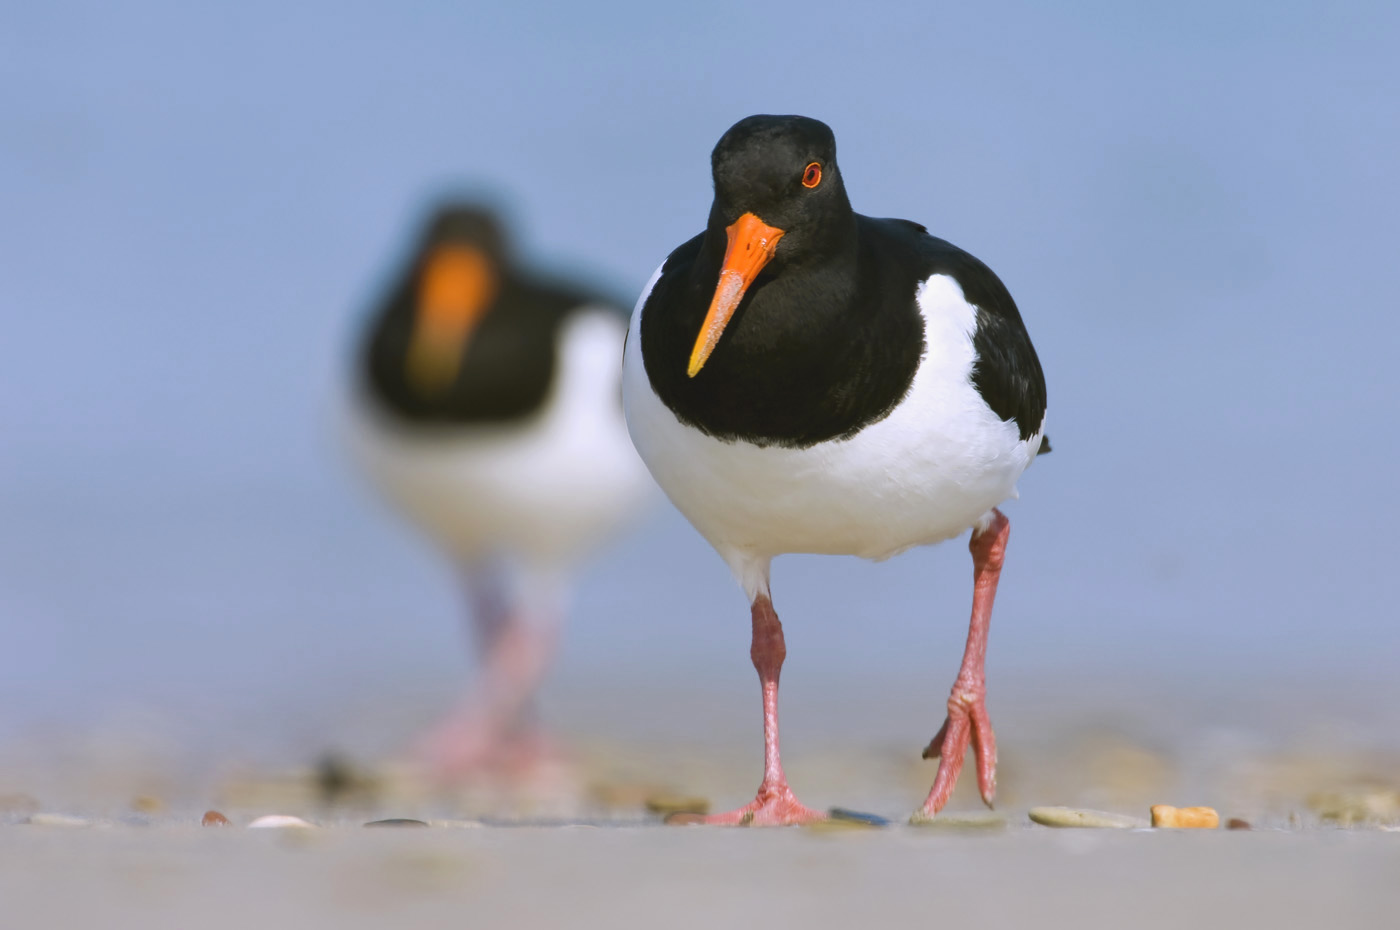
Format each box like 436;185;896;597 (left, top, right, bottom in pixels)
1028;806;1147;829
248;814;316;829
908;811;1008;831
131;795;165;814
365;818;430;828
202;810;231;827
1150;805;1220;829
1306;788;1400;826
590;781;668;809
1226;818;1252;830
827;808;892;827
644;794;711;816
25;813;93;827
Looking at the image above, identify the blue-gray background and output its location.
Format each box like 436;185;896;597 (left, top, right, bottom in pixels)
3;1;1397;752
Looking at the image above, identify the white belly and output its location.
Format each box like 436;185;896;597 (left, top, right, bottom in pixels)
624;272;1043;574
346;310;654;567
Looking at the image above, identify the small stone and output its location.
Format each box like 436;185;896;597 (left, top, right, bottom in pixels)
908;811;1008;831
827;808;891;827
644;794;711;816
248;814;316;829
365;818;429;828
1028;806;1147;829
25;813;92;827
201;810;231;826
663;812;708;826
1226;818;1252;830
132;795;165;814
590;781;667;809
1150;805;1220;829
1306;788;1400;826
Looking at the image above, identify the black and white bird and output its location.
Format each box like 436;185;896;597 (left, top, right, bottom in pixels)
346;203;652;777
622;116;1048;823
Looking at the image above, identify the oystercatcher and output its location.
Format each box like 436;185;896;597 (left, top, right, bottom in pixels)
346;203;652;777
622;116;1048;823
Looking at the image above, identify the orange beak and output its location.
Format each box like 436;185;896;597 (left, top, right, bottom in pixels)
687;212;785;377
406;244;499;394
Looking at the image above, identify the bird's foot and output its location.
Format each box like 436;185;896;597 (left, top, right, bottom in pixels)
698;780;826;826
917;684;997;817
415;716;499;780
415;706;565;783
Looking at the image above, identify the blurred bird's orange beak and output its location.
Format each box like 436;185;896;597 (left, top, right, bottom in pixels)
407;245;498;394
687;212;784;377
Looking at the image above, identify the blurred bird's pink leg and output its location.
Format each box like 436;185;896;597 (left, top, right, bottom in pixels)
918;509;1008;817
701;594;824;826
419;570;561;778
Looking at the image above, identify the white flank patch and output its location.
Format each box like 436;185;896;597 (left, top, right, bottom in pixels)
345;309;654;572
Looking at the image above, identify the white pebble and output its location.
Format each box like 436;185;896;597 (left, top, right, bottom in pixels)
248;814;316;829
25;813;92;827
1028;806;1147;829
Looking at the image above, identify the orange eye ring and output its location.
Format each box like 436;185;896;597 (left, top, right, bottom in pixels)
801;162;822;188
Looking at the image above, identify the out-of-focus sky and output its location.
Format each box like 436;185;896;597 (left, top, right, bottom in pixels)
2;1;1398;747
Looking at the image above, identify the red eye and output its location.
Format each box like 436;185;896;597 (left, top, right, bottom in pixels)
802;162;822;188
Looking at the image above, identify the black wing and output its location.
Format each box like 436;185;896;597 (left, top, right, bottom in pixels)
881;219;1047;443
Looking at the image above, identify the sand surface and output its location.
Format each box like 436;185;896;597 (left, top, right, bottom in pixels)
4;678;1399;929
3;821;1398;930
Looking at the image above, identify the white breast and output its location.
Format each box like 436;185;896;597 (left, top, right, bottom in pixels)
347;309;654;567
623;271;1044;583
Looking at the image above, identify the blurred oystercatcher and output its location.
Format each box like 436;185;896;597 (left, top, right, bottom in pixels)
347;203;652;777
623;116;1048;823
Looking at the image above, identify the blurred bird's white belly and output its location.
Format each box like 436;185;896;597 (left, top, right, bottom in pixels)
624;273;1043;575
347;311;653;567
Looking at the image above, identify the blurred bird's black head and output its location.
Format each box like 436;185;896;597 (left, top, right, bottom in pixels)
420;203;511;260
400;203;511;394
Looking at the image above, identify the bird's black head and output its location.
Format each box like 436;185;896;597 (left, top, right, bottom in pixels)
709;114;852;264
687;115;854;377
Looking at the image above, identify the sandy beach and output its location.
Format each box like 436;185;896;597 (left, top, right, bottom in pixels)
4;675;1398;929
4;820;1398;930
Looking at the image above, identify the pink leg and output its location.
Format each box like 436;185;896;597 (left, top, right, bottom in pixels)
418;570;562;778
699;594;825;826
917;509;1009;817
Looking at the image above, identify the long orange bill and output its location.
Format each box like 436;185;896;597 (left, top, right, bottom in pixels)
687;212;785;377
406;244;499;395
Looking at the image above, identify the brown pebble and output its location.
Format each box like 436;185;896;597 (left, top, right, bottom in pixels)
132;795;165;814
364;818;429;828
645;794;711;816
202;810;231;827
1226;818;1252;830
1150;805;1220;829
664;811;708;826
